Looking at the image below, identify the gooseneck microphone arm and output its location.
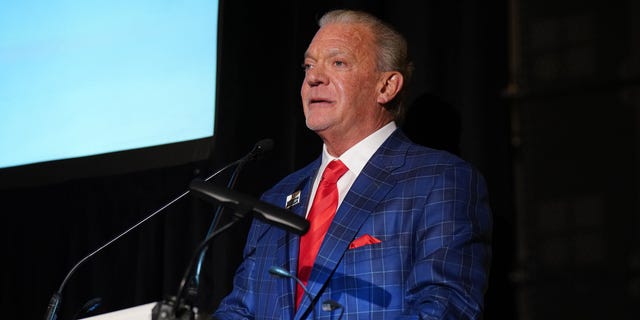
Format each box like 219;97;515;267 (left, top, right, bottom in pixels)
45;188;194;320
268;266;316;320
268;266;312;300
191;139;274;294
269;266;344;320
269;266;313;301
201;139;274;238
43;139;273;320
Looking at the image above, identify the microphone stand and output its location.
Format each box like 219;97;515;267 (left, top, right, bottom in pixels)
185;154;246;305
157;164;244;320
180;139;273;313
157;182;309;320
152;218;241;320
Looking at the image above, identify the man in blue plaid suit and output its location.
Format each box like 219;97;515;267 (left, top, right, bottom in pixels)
214;9;492;320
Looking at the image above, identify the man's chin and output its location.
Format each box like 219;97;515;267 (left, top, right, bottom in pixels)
305;119;332;132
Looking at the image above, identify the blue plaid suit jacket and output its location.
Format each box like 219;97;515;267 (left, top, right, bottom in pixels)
214;130;492;319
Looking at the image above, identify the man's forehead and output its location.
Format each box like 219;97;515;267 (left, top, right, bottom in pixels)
304;23;373;57
314;22;371;42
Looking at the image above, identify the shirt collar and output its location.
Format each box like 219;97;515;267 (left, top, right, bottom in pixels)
320;121;397;176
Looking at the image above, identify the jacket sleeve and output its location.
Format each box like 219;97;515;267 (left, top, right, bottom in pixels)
405;163;493;319
212;219;268;320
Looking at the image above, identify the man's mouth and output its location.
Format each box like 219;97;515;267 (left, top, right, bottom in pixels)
309;98;333;106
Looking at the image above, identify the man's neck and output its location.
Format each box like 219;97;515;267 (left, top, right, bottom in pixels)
321;119;394;157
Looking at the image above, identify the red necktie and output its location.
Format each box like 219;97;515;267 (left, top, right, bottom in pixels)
296;160;348;309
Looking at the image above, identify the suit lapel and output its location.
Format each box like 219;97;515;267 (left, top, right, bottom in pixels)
296;131;410;318
270;161;319;319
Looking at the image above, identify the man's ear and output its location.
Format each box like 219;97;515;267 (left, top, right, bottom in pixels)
377;71;404;105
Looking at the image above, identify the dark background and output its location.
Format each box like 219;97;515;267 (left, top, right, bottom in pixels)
1;0;638;319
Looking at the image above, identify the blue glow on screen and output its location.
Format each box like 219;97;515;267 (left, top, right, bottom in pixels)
0;0;218;169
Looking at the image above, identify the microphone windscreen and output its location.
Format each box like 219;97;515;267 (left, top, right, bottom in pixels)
246;138;274;162
256;138;274;153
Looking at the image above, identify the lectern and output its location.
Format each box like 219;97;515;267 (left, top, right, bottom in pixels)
80;302;156;320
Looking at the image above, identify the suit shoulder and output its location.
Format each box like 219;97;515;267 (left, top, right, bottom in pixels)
393;144;490;190
405;143;472;170
260;159;318;202
384;129;472;171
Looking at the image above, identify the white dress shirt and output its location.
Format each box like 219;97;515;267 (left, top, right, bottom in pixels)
306;121;397;216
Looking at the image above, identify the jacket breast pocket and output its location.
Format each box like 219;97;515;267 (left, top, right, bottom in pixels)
334;235;408;310
342;235;406;265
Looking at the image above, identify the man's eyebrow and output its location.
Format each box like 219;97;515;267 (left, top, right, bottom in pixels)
304;48;348;60
326;48;347;57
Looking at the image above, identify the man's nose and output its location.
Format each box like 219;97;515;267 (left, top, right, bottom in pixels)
304;66;328;86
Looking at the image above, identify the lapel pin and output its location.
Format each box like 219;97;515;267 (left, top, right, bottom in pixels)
285;190;301;209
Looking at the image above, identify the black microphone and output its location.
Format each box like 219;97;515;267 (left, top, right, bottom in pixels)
199;138;274;187
243;138;274;163
189;179;309;235
43;139;273;320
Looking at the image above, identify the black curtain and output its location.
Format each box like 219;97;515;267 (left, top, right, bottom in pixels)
0;1;514;319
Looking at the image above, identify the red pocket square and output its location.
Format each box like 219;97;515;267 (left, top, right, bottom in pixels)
349;234;382;249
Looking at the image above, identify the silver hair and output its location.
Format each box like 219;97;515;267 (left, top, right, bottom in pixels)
318;10;414;120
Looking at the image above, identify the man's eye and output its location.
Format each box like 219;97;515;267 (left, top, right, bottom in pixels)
334;60;345;67
301;63;313;71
